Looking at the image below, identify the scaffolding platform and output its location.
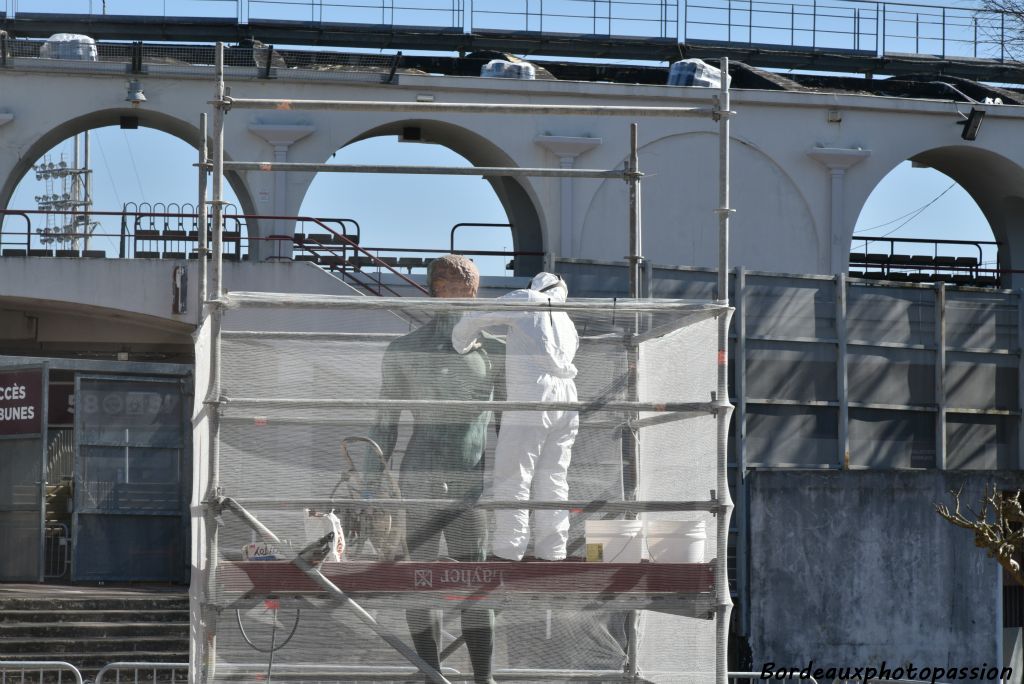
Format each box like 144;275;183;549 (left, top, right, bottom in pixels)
217;560;716;614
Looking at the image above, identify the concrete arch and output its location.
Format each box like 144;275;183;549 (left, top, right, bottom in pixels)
331;119;545;277
849;145;1024;286
0;107;258;233
579;131;818;272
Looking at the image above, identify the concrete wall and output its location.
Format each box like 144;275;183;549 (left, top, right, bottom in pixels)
749;470;1022;669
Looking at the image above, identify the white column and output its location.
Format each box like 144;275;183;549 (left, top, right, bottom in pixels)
535;135;602;259
808;147;871;274
248;122;315;261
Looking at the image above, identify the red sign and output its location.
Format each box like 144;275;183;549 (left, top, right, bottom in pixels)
0;368;43;436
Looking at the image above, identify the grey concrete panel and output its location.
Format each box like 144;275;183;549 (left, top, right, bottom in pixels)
746;341;836;402
945;352;1018;410
747;405;837;467
847;287;935;346
848;348;934;406
946;415;1016;470
745;276;835;340
848;408;934;468
750;471;1019;667
946;293;1017;351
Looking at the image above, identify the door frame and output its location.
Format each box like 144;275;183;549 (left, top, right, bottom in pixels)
0;362;48;582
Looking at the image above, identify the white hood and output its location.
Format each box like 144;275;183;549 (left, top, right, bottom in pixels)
529;272;567;302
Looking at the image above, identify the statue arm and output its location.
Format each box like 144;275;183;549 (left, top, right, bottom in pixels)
364;348;405;492
452;310;517;354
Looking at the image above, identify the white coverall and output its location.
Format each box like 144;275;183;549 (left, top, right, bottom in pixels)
452;273;580;560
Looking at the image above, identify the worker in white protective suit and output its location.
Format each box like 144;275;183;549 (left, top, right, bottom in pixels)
452;272;580;561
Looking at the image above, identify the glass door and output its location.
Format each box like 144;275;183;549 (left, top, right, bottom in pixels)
72;375;187;582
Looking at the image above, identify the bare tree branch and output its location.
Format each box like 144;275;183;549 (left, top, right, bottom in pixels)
935;484;1024;587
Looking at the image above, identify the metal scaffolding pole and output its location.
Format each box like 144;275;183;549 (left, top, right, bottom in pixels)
201;41;734;684
624;122;644;681
221;97;715;118
224;161;626;179
197;113;208;309
715;57;735;684
211;46;225;301
199;43;226;684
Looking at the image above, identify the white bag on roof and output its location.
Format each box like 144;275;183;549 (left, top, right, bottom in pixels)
481;59;537;80
668;58;729;88
40;34;98;61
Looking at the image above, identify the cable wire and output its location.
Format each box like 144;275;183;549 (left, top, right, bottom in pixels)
121;129;147;203
854;182;956;236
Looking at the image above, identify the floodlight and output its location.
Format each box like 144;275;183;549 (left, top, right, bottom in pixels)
958;107;985;141
125;79;146;105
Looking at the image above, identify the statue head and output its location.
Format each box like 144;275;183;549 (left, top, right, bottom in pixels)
428;254;480;298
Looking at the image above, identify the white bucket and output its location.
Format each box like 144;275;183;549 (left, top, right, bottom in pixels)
645;520;707;563
585;520;643;563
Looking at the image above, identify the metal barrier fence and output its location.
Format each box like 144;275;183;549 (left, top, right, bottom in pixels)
0;662;83;684
682;0;1024;60
4;0;1024;63
94;662;189;684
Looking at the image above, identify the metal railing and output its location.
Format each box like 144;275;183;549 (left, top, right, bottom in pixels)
850;235;1002;285
0;662;83;684
94;662;189;684
682;0;1024;60
44;522;69;579
4;0;1024;63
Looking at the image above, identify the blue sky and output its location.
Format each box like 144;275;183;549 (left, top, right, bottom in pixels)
4;0;998;274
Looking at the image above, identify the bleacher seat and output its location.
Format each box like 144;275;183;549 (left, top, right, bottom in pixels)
398;257;424;272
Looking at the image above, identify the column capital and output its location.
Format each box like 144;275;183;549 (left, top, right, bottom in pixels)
807;146;870;171
535;135;602;160
247;122;315;148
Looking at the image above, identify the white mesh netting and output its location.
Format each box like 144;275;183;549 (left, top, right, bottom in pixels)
192;293;730;684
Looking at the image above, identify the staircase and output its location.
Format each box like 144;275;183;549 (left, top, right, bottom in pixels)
0;591;190;680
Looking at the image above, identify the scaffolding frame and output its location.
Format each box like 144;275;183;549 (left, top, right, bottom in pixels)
194;42;734;684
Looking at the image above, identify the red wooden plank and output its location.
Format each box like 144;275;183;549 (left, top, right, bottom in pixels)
219;561;715;597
